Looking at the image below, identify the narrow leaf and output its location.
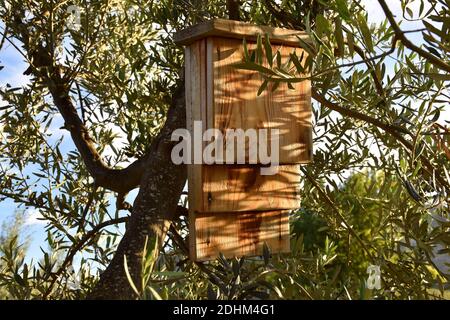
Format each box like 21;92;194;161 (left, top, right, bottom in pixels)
124;256;140;296
258;79;269;96
256;34;263;65
336;0;351;21
264;33;273;67
357;14;374;52
334;18;345;56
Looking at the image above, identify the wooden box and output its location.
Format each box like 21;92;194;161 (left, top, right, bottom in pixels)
175;19;312;261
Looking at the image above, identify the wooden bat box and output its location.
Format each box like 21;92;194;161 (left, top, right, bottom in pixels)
174;19;312;261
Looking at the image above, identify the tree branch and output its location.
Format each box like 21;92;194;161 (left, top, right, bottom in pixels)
11;14;147;195
86;76;187;300
311;88;409;139
46;72;148;194
378;0;450;73
351;43;384;95
43;217;129;299
9;10;187;300
226;0;242;21
312;89;450;190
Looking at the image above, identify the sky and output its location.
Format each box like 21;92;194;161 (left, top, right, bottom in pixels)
0;1;448;273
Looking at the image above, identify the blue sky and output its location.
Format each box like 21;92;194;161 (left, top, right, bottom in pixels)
0;1;448;267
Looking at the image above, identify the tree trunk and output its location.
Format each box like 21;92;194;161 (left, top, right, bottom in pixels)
87;80;186;299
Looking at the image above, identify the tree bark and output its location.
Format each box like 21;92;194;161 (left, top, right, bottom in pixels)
87;79;187;299
227;0;241;20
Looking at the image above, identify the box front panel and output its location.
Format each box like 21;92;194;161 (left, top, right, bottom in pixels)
201;164;301;212
211;37;312;164
185;37;305;260
193;210;290;261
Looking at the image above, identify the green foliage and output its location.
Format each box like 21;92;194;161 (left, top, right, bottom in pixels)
235;0;450;299
116;171;447;300
0;0;449;300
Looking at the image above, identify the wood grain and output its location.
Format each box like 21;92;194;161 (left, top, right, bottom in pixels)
183;26;311;260
184;37;312;165
186;40;206;258
191;210;290;261
189;164;301;213
210;37;312;164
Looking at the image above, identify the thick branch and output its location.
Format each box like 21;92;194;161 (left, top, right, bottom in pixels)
10;10;187;300
226;0;241;21
311;88;410;141
86;77;187;300
47;73;147;194
43;217;129;299
12;14;147;195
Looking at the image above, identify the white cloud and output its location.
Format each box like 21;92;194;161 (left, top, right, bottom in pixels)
24;208;46;226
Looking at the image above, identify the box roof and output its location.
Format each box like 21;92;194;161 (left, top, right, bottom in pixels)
173;19;309;46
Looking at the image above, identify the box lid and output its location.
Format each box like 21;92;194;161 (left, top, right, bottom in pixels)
174;19;310;46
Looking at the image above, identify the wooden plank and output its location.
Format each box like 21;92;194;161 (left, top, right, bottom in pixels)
185;45;193;213
185;44;196;257
185;46;193;135
211;37;312;164
191;210;290;261
206;38;215;142
199;39;207;154
189;164;301;213
174;19;310;46
187;40;206;258
187;40;205;209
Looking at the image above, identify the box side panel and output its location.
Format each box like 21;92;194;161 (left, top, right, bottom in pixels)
186;40;207;260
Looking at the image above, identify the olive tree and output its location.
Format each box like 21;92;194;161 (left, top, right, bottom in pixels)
0;0;448;299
